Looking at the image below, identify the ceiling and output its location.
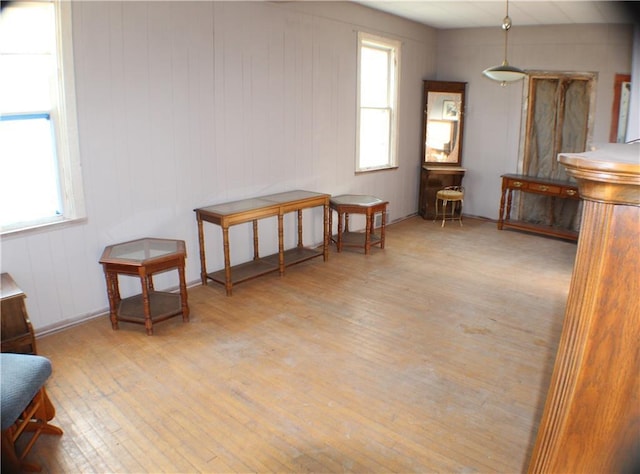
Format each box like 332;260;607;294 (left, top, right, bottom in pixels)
353;1;636;29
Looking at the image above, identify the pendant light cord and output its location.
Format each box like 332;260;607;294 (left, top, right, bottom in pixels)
502;0;511;66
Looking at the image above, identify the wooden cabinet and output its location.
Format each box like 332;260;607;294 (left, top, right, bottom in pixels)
528;144;640;473
1;273;37;354
418;166;466;219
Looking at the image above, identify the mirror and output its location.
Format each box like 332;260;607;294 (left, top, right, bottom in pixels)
422;81;466;166
609;73;631;143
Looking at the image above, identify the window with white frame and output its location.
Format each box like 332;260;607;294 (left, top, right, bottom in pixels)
0;0;85;234
356;32;401;172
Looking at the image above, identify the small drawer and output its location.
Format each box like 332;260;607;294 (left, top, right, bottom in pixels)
529;183;561;195
507;179;528;190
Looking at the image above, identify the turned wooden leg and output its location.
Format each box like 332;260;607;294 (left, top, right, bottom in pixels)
178;263;189;322
337;211;344;252
364;214;372;255
380;208;386;249
222;226;232;296
140;274;153;336
104;271;119;330
197;217;207;285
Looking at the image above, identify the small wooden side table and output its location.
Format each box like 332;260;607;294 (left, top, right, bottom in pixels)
329;195;388;254
99;238;189;335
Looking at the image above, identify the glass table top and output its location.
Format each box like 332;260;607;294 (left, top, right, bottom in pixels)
100;238;185;265
196;190;329;216
329;194;386;207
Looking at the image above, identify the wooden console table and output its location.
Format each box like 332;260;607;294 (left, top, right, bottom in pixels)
498;173;580;241
195;190;330;296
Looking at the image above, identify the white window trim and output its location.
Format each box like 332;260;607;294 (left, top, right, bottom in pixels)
356;31;401;173
1;0;86;236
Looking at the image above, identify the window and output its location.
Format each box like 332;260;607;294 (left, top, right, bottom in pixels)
0;0;85;234
356;32;401;172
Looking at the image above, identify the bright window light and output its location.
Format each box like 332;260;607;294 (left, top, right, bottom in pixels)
356;32;401;172
0;1;85;234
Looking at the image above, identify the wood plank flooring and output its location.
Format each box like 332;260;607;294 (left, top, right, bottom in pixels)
27;217;577;473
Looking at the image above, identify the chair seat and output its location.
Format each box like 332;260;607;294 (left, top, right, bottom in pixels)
436;189;464;201
1;354;52;431
435;186;464;227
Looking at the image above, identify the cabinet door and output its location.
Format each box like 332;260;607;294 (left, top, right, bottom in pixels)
1;296;36;354
419;168;465;219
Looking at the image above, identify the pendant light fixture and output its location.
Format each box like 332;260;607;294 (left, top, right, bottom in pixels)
483;0;526;86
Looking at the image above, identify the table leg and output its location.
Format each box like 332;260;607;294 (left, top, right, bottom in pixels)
252;220;259;260
329;207;335;246
364;212;372;255
323;202;329;261
197;217;207;285
337;211;344;252
278;213;285;275
178;262;189;322
140;273;153;336
380;207;386;249
498;184;507;230
104;271;119;330
222;226;233;296
297;209;303;248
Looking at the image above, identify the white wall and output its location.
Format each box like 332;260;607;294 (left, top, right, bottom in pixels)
436;24;634;219
0;1;436;332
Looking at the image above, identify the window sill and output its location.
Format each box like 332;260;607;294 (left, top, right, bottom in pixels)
356;165;399;174
1;216;87;238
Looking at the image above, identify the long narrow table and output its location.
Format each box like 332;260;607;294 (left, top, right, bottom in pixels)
498;173;580;241
194;190;330;295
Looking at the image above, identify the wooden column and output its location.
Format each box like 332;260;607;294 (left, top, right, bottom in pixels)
528;144;640;473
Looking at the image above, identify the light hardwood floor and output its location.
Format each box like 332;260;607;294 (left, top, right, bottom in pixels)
27;217;577;473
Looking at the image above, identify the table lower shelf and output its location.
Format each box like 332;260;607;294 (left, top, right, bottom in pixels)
500;220;578;241
333;231;383;247
117;291;184;324
206;247;323;287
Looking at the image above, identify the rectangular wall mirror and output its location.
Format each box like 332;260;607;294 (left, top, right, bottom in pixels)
422;81;466;166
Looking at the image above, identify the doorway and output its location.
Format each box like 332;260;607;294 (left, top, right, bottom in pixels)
518;72;596;232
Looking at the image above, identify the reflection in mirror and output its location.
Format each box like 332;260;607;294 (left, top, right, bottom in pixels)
423;82;466;166
610;74;631;143
426;120;454;161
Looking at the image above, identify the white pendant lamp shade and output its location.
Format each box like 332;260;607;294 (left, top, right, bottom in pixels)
483;0;526;85
483;61;526;83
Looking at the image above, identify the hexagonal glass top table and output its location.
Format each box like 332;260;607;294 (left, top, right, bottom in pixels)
99;238;189;335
